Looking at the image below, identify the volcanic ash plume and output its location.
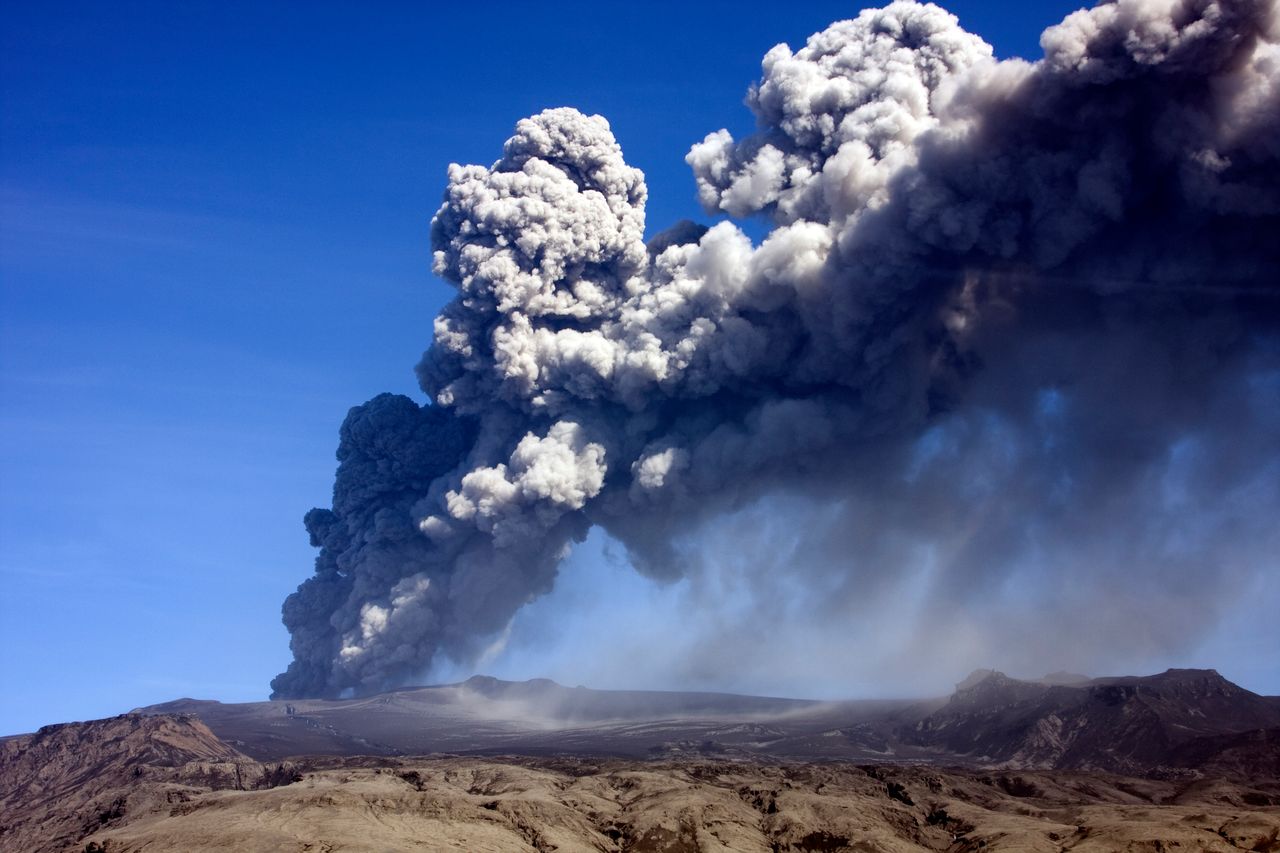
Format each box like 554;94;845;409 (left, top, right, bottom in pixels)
272;0;1280;699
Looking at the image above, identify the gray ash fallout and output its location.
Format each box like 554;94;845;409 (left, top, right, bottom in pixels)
272;0;1280;699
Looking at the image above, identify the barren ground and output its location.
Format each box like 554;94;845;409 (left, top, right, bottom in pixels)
58;756;1280;852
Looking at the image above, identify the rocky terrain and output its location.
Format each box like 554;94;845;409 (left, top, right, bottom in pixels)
3;669;1279;852
903;669;1280;775
3;722;1279;852
0;714;266;852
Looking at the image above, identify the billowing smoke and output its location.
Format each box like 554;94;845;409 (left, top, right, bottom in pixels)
272;0;1280;699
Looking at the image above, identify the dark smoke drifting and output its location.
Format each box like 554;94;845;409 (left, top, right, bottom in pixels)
272;0;1280;699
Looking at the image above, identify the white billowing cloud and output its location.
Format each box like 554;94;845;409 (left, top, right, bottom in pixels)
687;1;991;225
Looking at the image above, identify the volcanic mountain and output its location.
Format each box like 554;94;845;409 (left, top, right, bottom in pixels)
123;668;1280;774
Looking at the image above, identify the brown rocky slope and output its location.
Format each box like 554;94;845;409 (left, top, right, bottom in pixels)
0;714;296;853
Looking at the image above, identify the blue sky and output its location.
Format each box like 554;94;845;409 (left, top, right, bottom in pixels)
7;1;1273;736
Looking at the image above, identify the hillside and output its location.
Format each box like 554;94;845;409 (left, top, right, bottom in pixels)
0;714;258;852
902;669;1280;773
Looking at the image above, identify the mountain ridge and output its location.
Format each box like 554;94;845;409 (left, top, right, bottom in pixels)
902;667;1280;774
114;667;1280;776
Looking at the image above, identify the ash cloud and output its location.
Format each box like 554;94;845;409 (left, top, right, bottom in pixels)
272;0;1280;699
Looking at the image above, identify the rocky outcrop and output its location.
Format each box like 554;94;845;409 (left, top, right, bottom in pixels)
0;714;287;853
901;669;1280;774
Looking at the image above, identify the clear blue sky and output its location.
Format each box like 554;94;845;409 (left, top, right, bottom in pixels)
8;1;1271;736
